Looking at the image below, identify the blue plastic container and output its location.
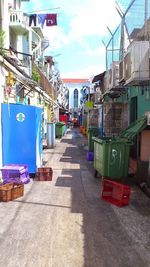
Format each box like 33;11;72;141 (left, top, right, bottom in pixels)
86;151;94;161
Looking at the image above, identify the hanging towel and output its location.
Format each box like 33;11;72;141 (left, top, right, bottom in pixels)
37;14;47;28
29;14;37;26
46;14;57;26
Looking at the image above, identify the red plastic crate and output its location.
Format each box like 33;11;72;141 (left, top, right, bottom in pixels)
59;114;68;126
101;179;131;207
36;167;53;181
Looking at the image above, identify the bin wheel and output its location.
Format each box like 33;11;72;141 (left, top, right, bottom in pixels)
94;170;102;179
94;170;100;178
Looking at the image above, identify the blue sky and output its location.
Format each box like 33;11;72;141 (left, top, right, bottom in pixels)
22;0;144;79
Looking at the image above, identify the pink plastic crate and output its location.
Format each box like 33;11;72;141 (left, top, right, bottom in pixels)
1;164;30;184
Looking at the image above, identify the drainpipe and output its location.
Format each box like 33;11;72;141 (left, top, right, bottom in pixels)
144;0;148;39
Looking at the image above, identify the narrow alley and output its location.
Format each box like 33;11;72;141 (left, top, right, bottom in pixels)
0;128;150;267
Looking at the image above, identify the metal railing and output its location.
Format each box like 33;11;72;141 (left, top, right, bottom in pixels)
9;10;29;27
0;47;32;76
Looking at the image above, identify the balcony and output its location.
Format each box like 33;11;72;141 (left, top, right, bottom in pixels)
33;62;54;96
29;17;44;39
9;10;29;34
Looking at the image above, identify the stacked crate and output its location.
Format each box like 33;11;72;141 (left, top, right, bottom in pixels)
0;183;24;202
36;167;53;181
1;164;30;184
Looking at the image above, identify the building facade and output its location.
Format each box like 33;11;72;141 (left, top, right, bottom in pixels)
62;78;88;115
0;0;64;168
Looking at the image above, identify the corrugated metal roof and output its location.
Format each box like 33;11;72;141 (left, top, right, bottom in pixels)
92;71;105;83
120;116;147;140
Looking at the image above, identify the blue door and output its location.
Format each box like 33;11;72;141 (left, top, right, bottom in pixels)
2;103;42;173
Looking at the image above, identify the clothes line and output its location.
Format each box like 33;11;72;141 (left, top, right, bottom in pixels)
27;7;61;14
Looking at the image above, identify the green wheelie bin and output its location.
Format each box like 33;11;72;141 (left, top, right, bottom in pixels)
55;122;66;138
93;137;131;179
93;116;147;179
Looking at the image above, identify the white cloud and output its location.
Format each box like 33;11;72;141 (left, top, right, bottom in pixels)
68;0;120;39
77;40;105;57
61;64;105;79
43;0;120;56
23;0;120;53
43;26;68;50
22;0;121;78
85;46;105;57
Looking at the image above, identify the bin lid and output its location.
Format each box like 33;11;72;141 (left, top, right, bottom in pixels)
92;136;114;143
56;121;66;126
120;116;147;141
93;116;147;144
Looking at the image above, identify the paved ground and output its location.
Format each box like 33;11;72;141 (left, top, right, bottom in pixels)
0;128;150;267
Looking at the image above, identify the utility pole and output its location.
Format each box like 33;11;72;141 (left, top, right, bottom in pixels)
102;40;108;72
106;24;120;64
144;0;148;39
107;26;114;62
115;0;135;60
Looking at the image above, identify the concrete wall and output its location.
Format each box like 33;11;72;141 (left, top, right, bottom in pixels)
130;86;150;118
103;102;129;136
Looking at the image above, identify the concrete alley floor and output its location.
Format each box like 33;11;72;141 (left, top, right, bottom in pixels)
0;128;150;267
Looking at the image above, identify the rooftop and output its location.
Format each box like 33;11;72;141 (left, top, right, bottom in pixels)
62;78;89;84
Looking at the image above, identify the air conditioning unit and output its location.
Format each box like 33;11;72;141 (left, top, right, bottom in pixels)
95;92;101;103
124;41;150;85
95;86;101;93
109;61;119;90
103;71;110;93
119;60;125;82
89;84;95;94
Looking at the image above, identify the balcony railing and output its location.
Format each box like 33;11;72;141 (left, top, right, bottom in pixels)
0;48;32;76
9;10;29;28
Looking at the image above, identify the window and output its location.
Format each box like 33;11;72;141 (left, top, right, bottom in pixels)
74;88;78;108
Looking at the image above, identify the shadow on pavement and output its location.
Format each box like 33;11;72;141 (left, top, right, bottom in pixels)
54;128;150;267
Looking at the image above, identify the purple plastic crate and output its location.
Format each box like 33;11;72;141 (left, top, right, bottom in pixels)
86;151;94;161
1;164;30;184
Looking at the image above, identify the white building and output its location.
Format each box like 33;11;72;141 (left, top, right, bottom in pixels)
62;78;89;115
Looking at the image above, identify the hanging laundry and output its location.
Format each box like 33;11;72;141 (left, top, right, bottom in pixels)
29;14;37;26
46;14;57;26
37;14;47;28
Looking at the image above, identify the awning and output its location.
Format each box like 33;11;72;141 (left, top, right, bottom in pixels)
120;116;147;141
92;71;105;83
